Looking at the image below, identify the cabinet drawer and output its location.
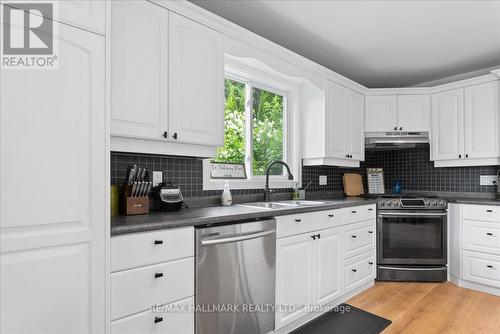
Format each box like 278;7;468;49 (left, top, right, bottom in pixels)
462;205;500;223
343;205;376;224
343;222;376;259
463;220;500;255
111;227;194;272
276;211;329;238
344;252;376;293
462;251;500;288
110;297;194;334
111;257;194;320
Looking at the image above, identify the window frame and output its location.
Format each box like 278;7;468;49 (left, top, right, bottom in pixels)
203;61;301;191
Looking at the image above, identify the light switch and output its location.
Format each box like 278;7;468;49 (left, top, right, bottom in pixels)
153;171;163;187
319;175;327;185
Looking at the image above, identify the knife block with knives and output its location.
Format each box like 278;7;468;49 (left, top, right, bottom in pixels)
121;165;153;216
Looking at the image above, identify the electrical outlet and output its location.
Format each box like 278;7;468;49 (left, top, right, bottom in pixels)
153;171;163;187
319;175;327;186
480;175;498;186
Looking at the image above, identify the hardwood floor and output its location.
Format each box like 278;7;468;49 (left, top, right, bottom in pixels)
347;282;500;333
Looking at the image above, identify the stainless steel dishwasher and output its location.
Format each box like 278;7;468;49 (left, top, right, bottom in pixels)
195;219;276;334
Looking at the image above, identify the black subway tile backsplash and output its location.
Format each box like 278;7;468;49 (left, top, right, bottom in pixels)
111;146;498;199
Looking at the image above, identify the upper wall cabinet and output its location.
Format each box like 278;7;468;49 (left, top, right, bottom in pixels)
431;81;500;167
110;2;224;156
303;80;364;167
110;0;168;141
365;95;429;132
169;12;224;147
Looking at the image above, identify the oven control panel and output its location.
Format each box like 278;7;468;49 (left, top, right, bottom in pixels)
377;198;447;209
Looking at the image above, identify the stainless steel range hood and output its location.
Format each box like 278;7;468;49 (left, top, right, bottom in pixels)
365;132;429;149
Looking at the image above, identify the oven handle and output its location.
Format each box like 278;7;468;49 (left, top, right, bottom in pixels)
378;266;447;271
378;212;447;218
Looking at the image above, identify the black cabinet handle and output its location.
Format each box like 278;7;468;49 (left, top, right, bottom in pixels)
349;154;353;158
368;230;373;234
154;240;163;245
351;235;357;238
172;132;178;140
394;127;397;131
316;234;321;239
399;127;403;131
352;268;357;272
345;154;350;158
311;235;316;240
369;262;374;265
368;208;373;211
487;232;493;236
465;154;469;158
459;154;461;158
154;272;164;279
295;219;302;222
162;131;168;139
351;210;357;214
487;209;493;213
328;214;334;217
487;265;494;269
154;317;163;324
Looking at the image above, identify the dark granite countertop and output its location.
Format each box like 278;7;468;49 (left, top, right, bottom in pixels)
111;197;378;236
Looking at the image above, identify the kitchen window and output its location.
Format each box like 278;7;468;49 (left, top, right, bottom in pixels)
203;65;300;190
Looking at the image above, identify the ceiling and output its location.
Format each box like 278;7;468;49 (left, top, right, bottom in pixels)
191;0;500;88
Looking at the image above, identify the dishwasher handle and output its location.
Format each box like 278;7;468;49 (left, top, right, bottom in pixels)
200;229;276;246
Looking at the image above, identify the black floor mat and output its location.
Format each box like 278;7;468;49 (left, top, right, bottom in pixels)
291;304;392;334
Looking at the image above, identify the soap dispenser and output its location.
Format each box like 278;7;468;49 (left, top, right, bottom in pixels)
221;180;233;206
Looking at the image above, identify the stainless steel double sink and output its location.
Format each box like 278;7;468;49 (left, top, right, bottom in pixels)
237;200;327;210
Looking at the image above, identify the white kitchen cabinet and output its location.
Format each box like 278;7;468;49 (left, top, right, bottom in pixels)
365;95;429;132
304;80;364;167
275;233;314;328
169;11;224;146
431;81;500;166
347;90;365;161
431;88;465;161
313;228;342;306
110;3;224;156
1;23;106;334
7;0;105;35
365;95;397;132
464;81;500;159
275;205;376;330
110;0;168;141
397;95;430;131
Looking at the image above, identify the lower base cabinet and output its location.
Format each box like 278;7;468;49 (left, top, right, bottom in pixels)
110;297;194;334
275;204;376;330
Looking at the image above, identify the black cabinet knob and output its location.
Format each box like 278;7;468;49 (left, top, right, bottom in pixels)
311;235;316;240
459;154;462;158
351;210;357;214
369;262;374;265
328;214;334;217
154;272;164;279
172;132;178;140
368;230;373;234
154;317;163;324
352;268;357;272
368;208;373;211
487;265;494;269
295;219;302;222
162;131;168;139
316;234;321;239
351;235;357;238
394;127;397;131
399;127;403;130
154;240;163;245
465;154;469;158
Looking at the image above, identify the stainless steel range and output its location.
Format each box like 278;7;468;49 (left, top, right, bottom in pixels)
376;196;448;282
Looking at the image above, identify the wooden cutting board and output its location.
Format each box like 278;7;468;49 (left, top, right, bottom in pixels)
343;173;364;197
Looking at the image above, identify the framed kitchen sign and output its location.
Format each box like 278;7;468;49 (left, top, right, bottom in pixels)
210;162;247;179
367;168;385;194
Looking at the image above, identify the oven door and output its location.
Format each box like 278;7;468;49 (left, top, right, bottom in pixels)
377;210;447;266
